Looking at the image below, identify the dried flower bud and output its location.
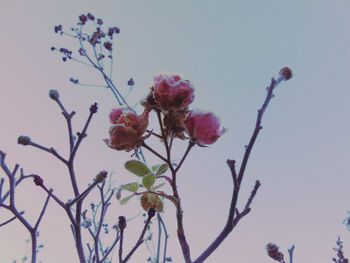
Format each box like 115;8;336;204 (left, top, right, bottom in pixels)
79;14;87;25
90;103;98;114
95;170;107;183
148;207;156;218
279;67;292;81
33;175;43;186
140;193;163;212
87;13;95;21
103;41;113;51
118;216;127;230
266;243;284;262
108;27;120;38
17;136;31;146
49;89;60;100
54;25;62;34
127;78;135;86
105;109;150;151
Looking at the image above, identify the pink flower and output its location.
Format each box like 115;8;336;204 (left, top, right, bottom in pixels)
105;108;150;151
185;110;226;145
153;74;194;111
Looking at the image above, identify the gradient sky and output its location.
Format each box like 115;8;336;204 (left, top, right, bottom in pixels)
1;1;350;262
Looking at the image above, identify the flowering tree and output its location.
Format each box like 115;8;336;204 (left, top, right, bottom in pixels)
0;13;293;263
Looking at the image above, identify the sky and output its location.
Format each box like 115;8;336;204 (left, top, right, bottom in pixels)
0;0;350;262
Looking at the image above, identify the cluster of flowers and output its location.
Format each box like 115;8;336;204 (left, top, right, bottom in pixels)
54;12;120;55
105;74;226;151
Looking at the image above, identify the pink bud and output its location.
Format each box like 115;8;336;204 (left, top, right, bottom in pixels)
153;74;194;111
185;110;226;145
105;109;149;151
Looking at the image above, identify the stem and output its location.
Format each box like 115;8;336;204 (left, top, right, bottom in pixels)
194;77;282;263
156;110;171;161
122;209;155;263
30;231;37;263
288;245;295;263
119;228;124;262
99;232;120;263
0;212;24;227
156;213;162;262
142;142;168;164
174;141;194;173
158;214;169;263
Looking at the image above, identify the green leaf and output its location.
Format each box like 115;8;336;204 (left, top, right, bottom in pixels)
151;164;160;173
121;182;139;192
150;182;165;191
156;163;169;175
120;194;134;205
142;174;156;189
125;160;151;177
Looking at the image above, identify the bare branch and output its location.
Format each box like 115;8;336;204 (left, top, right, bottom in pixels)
0;211;24;227
34;191;52;230
122;208;156;263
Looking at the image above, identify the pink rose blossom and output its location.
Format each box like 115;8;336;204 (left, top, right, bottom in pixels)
185;110;226;145
105;108;149;151
153;74;194;111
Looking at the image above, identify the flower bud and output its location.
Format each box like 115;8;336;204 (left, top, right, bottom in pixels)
17;136;31;146
148;207;156;218
90;103;98;114
266;243;284;262
49;89;60;101
118;216;127;230
95;170;107;183
33;175;43;186
279;67;292;81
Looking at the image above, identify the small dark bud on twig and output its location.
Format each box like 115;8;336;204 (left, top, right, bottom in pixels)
33;175;44;186
95;170;107;183
279;67;293;81
17;136;31;146
103;41;113;51
79;14;87;24
118;216;127;230
90;103;98;113
54;25;62;34
266;243;284;262
97;18;103;25
49;89;60;100
148;208;156;218
127;78;135;86
87;13;95;21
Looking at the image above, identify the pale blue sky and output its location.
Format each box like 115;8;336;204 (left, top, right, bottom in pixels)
0;1;350;262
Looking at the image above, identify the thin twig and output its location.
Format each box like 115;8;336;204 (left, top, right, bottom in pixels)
288;245;295;263
121;209;156;263
194;76;284;263
34;191;51;230
174;141;194;173
0;211;24;227
142;142;168;164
